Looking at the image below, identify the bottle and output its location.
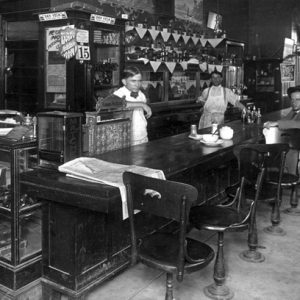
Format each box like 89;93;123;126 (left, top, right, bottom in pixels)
241;108;246;124
257;108;262;124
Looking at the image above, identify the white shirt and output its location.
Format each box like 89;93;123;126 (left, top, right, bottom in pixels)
114;86;148;145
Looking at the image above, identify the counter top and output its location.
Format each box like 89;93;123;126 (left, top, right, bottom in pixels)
21;108;288;212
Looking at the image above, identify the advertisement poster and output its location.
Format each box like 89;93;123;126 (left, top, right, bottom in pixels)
280;64;295;81
175;0;203;24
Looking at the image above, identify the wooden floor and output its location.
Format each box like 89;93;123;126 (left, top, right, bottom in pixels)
4;190;300;300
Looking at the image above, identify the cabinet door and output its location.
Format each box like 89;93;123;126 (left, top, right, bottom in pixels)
92;25;123;104
0;144;41;265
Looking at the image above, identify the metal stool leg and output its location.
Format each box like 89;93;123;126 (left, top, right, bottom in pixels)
204;232;234;300
240;214;265;263
283;184;300;216
264;195;286;236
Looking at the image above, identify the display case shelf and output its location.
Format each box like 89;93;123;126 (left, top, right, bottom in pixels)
0;137;42;293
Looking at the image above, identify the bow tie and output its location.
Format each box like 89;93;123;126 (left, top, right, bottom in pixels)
130;91;139;98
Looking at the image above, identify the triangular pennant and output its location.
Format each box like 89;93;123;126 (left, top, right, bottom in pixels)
135;27;148;39
141;81;149;89
165;62;177;73
182;35;190;44
208;64;216;73
191;37;199;45
207;38;224;48
150;81;158;88
200;38;207;47
215;65;223;72
150;61;161;72
200;80;206;88
199;62;207;72
125;25;134;32
161;31;171;42
172;33;181;43
148;28;160;40
180;62;188;70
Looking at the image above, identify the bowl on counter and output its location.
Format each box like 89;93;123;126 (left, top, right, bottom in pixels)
220;126;234;140
202;134;219;143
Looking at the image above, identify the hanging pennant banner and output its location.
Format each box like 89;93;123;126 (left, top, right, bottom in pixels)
161;31;171;42
135;27;148;39
180;62;188;70
148;29;160;40
125;25;134;32
182;35;190;44
165;62;177;73
172;33;181;43
59;26;77;60
199;62;208;72
150;61;161;72
207;38;224;48
191;37;199;45
208;64;216;73
200;38;207;47
215;65;223;73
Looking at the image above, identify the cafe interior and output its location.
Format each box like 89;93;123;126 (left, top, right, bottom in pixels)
0;0;300;299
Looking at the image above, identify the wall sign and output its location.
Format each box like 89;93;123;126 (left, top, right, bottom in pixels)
59;27;77;60
90;14;116;25
39;12;68;22
76;45;91;61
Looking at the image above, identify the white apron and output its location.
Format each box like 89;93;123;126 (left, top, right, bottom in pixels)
199;87;227;129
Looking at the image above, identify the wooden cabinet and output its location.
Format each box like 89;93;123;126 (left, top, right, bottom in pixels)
244;59;282;112
0;138;42;298
38;7;125;113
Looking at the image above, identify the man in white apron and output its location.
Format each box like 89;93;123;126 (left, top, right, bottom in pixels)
197;70;245;129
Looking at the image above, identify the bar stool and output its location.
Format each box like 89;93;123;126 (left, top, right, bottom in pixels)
123;171;214;300
189;144;273;300
270;129;300;216
226;143;290;237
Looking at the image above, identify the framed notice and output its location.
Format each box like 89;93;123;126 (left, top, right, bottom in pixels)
280;64;295;82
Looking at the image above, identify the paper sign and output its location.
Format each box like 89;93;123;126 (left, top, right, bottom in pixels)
76;29;89;44
90;14;115;25
76;45;91;61
59;27;77;60
39;12;68;22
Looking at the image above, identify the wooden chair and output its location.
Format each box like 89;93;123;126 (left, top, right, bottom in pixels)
189;144;276;300
123;171;214;300
267;129;300;217
226;143;290;237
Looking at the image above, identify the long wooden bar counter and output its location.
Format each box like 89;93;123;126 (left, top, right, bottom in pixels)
20;109;286;299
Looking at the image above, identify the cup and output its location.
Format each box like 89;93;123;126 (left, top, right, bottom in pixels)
263;127;281;144
190;124;197;136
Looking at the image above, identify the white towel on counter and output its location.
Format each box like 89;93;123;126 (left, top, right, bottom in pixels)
58;157;165;219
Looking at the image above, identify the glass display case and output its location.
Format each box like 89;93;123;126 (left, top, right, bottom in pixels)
37;111;83;168
0;137;42;293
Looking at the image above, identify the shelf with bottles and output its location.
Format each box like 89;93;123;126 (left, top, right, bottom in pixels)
125;24;243;67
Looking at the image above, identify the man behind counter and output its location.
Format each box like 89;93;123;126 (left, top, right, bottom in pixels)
196;70;245;129
264;86;300;129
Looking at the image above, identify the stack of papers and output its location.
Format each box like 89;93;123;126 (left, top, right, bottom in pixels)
58;157;165;219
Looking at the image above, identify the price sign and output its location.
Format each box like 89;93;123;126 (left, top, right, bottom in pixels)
76;45;90;61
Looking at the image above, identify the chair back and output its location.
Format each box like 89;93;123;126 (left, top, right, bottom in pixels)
234;143;289;182
123;171;198;221
279;129;300;176
123;171;198;271
233;143;289;208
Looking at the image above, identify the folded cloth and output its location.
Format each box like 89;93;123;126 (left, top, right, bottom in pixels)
58;157;165;219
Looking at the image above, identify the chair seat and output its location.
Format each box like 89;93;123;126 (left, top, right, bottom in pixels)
139;232;214;274
189;205;249;232
226;182;276;202
267;171;299;187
